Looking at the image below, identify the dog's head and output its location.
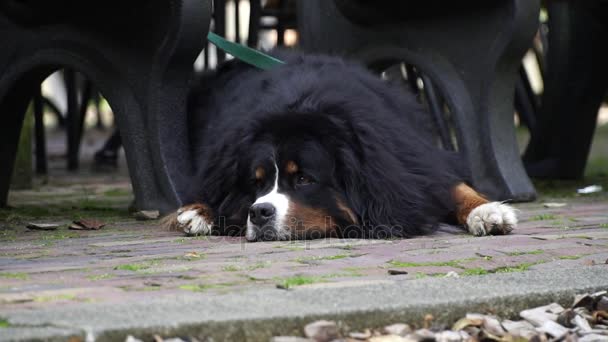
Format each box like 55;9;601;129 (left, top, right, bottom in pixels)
240;113;359;241
192;54;458;241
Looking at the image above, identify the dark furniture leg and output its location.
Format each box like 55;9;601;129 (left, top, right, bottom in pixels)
523;0;608;179
0;73;39;206
515;66;538;132
215;0;227;64
94;129;122;168
33;85;47;175
64;69;79;170
247;0;261;47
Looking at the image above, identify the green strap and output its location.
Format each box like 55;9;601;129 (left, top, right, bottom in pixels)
207;32;285;70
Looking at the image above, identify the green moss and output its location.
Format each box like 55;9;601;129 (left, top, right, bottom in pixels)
531;214;557;221
342;267;365;276
103;188;132;197
87;273;114;281
222;265;240;272
0;229;17;242
179;283;232;292
414;272;427;279
322;270;364;278
600;223;608;228
274;244;306;251
506;249;544;256
222;261;270;272
494;262;540;273
115;264;147;271
0;272;29;280
557;255;581;260
0;203;128;222
248;261;270;270
461;268;489;276
40;231;80;241
34;294;77;302
0;318;10;328
339;244;356;250
388;257;477;269
122;286;162;292
276;275;324;289
294;253;353;263
114;260;160;272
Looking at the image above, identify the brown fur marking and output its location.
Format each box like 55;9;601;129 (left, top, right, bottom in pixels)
285;161;298;174
255;167;265;181
451;183;490;225
286;202;337;238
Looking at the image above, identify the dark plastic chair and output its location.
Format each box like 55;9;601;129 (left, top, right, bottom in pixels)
297;0;540;202
0;0;212;213
523;0;608;180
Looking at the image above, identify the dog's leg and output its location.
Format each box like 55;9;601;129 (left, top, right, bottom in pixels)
165;203;214;236
451;183;517;236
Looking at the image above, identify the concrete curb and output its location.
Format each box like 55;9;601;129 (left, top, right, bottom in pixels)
1;265;606;341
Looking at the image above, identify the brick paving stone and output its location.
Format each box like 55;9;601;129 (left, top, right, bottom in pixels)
1;168;608;316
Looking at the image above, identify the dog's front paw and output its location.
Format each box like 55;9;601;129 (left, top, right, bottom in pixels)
176;204;213;236
466;202;517;236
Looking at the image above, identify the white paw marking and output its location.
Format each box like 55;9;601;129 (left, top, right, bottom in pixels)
177;209;212;236
466;202;517;236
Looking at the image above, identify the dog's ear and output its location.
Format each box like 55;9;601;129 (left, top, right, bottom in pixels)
336;124;456;238
192;126;251;215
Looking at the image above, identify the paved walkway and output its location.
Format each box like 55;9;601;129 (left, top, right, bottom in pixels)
1;165;608;340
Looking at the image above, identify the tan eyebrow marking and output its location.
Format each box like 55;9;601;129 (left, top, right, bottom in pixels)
285;161;298;174
255;166;265;181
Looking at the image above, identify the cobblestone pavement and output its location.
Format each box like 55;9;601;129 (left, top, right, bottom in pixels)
1;169;607;314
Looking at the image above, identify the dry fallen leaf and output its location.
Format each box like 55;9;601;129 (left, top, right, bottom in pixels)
387;269;408;275
349;329;372;340
70;219;105;230
303;320;339;342
26;223;60;230
452;317;484;331
583;260;596;266
543;202;567;208
133;210;160;220
184;252;202;259
423;314;434;329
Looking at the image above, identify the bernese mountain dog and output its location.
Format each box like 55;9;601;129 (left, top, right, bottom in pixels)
168;51;517;242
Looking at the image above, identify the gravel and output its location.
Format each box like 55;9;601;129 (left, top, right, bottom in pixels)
270;289;608;342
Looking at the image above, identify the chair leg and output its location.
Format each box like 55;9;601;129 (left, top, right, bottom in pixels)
64;69;80;171
92;87;104;130
247;0;261;47
77;79;93;142
215;0;227;64
43;97;65;127
33;86;48;175
514;66;537;132
0;90;30;206
421;74;455;151
524;0;608;179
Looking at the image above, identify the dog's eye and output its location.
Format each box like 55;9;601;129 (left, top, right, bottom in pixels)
295;173;315;186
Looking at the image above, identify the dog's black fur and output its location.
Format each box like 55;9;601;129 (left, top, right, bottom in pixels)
185;51;467;239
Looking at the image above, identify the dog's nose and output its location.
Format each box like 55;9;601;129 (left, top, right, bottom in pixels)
249;203;276;226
